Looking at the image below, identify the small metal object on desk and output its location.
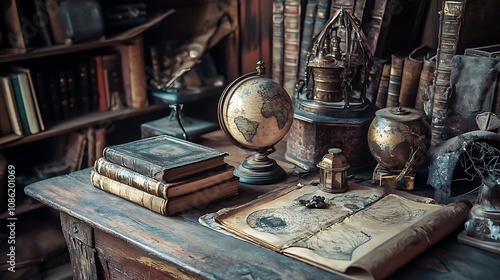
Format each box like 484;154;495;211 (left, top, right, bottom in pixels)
299;196;328;209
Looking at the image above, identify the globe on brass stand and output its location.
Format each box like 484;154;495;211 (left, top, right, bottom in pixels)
218;61;294;185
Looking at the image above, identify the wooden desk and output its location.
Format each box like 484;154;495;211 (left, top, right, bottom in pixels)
25;130;500;279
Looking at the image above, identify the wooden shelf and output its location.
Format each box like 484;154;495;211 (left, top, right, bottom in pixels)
0;10;174;63
0;104;168;149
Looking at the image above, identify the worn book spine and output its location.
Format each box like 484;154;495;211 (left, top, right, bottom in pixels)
94;157;169;199
415;57;436;112
312;0;330;37
90;170;169;215
0;75;23;135
115;37;148;108
363;0;389;56
464;44;500;58
298;0;318;84
375;63;391;109
86;127;96;168
0;87;13;135
102;53;124;111
282;0;301;97
398;57;424;108
94;56;108;111
365;58;387;104
1;0;25;50
32;0;54;47
386;53;406;108
272;0;285;85
45;0;65;45
94;128;107;160
430;0;462;147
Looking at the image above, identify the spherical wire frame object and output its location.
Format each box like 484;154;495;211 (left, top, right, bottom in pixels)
217;61;294;185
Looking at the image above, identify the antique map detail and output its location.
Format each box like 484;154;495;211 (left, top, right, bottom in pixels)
214;182;471;280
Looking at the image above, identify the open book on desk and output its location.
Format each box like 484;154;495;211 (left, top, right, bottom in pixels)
206;182;471;280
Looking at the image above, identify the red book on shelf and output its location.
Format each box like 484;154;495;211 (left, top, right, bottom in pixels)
94;56;108;111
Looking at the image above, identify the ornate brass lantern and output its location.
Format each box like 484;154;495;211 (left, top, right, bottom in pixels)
285;8;375;172
317;148;350;193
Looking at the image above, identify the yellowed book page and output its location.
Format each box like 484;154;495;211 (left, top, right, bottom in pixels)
284;194;470;279
216;183;471;280
216;183;386;251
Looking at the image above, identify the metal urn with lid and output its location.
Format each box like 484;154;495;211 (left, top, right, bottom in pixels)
367;107;429;188
317;148;350;193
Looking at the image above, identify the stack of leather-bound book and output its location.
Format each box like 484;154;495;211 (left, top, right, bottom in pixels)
90;135;238;216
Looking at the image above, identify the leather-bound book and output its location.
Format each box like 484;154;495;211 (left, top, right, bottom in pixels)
282;0;301;97
86;127;96;168
102;53;125;111
375;63;391;109
93;55;108;111
103;135;228;183
94;157;236;199
386;51;407;108
298;0;318;85
366;58;388;104
1;0;25;50
0;87;13;135
90;170;239;216
114;37;148;109
430;0;500;147
415;56;436;114
399;46;435;108
312;0;330;37
272;0;285;85
363;0;389;56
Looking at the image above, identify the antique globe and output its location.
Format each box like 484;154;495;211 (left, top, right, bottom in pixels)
218;61;293;184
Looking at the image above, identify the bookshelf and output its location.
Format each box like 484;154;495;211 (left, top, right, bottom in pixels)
0;1;240;279
0;104;167;148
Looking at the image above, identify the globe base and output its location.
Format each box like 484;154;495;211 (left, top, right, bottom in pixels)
235;154;286;185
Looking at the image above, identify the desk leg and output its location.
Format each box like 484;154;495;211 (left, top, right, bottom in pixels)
60;212;99;280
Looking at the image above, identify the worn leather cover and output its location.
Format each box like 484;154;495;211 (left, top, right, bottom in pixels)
447;55;500;138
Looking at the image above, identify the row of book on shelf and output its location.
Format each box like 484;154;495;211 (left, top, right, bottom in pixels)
0;0;148;52
0;37;148;145
272;0;500;149
89;135;239;216
272;0;427;96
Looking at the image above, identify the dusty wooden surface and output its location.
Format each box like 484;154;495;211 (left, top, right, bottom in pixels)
25;130;500;279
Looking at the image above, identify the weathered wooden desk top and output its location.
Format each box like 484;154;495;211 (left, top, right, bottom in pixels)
25;130;500;279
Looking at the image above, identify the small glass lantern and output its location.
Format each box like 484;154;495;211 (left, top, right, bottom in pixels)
317;148;350;193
